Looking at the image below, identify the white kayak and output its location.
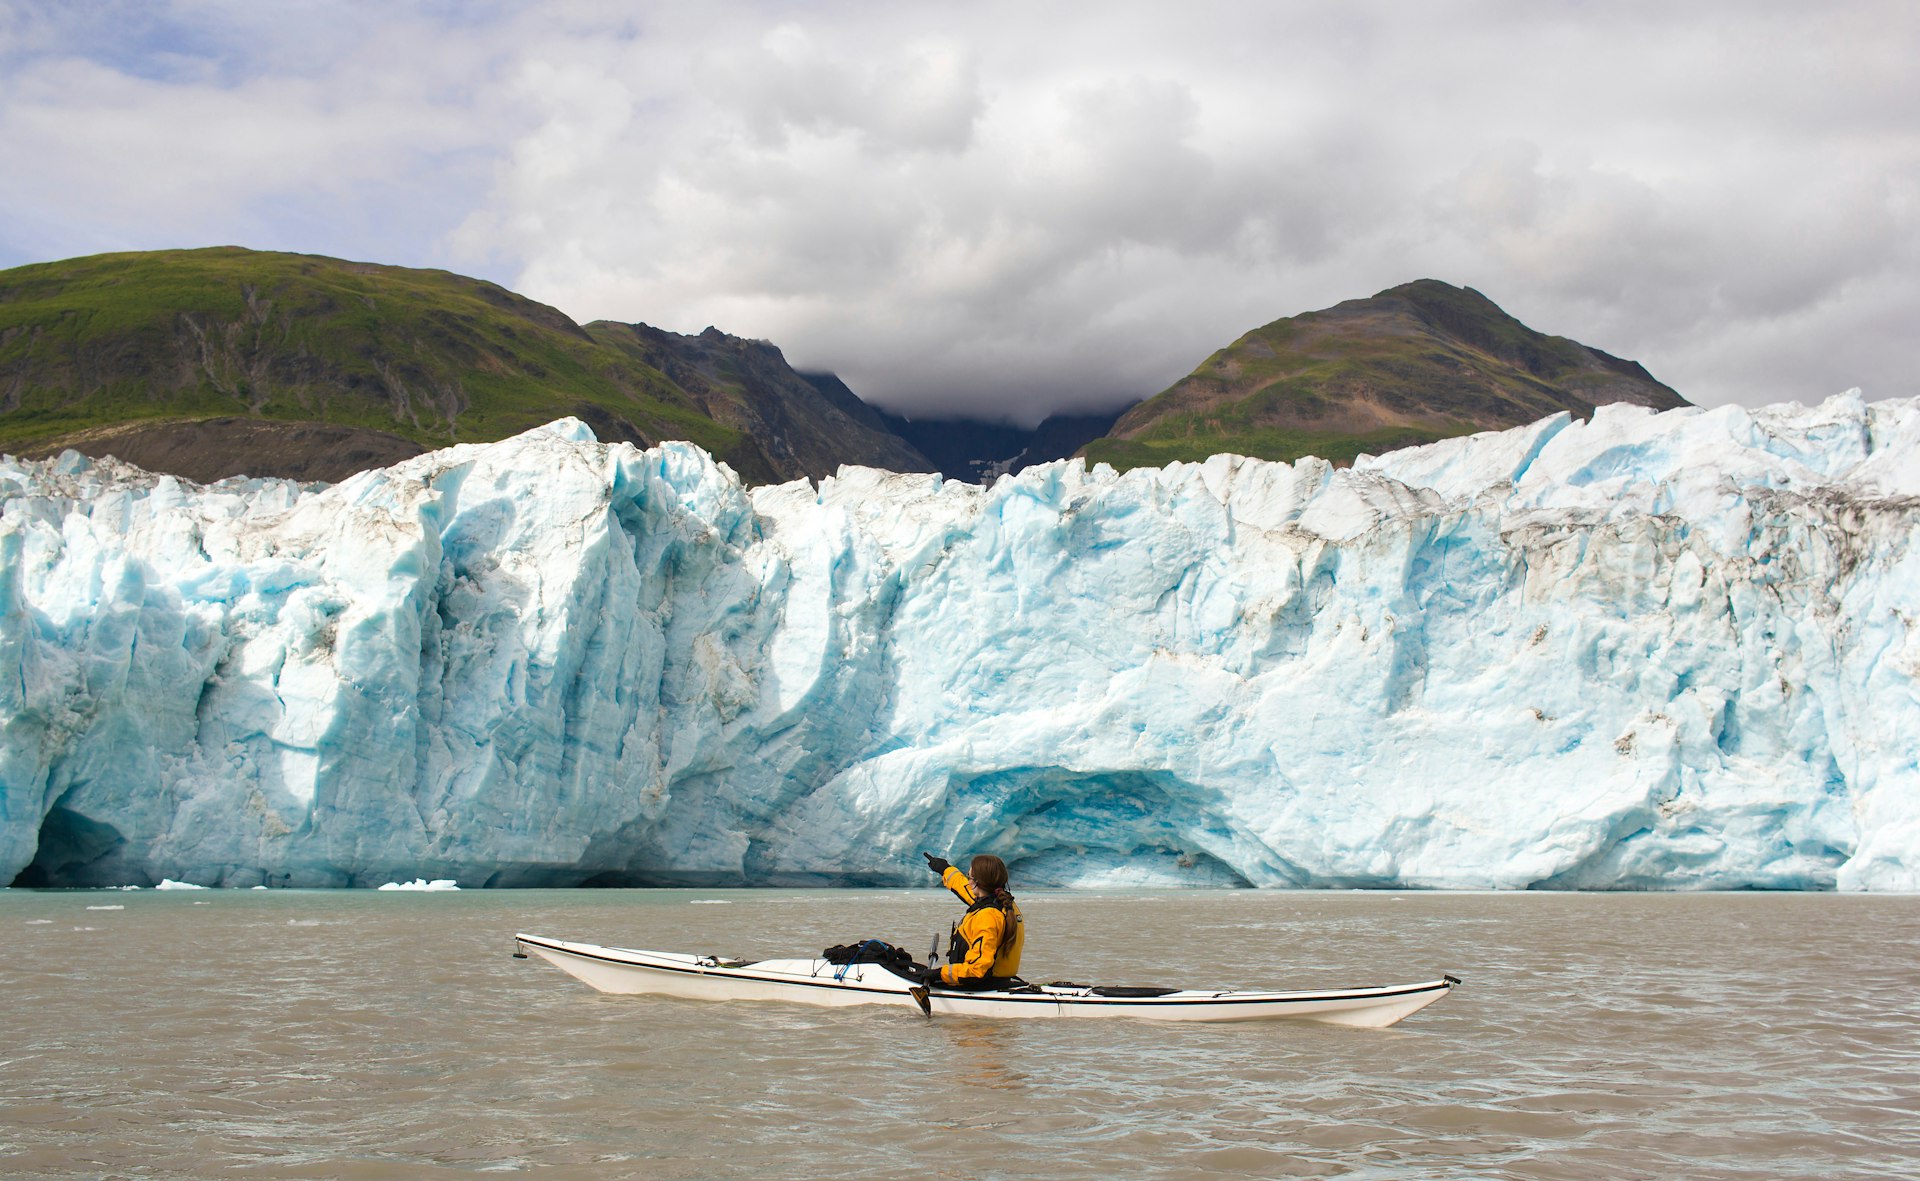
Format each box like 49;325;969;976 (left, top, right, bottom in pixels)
514;934;1459;1027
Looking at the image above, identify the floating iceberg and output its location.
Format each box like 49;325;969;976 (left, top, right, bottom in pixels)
376;878;461;892
2;394;1917;890
154;878;207;890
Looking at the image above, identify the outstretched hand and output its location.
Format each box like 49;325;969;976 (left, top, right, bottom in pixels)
923;852;950;875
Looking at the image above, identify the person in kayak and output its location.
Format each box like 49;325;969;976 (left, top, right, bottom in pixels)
922;852;1024;990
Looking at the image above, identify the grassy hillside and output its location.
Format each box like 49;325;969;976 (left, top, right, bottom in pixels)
1083;280;1687;471
1;255;1682;485
0;248;783;481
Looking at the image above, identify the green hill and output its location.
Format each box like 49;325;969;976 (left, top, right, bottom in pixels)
0;255;1686;485
0;248;926;484
1083;280;1688;471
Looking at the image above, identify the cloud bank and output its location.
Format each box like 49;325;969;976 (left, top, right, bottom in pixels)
2;1;1915;421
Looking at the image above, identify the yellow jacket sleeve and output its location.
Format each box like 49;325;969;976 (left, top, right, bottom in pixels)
940;864;976;905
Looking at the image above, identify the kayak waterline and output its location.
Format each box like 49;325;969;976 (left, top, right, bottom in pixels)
514;934;1460;1027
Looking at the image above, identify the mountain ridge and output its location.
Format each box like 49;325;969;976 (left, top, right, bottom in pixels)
1083;279;1688;470
1;250;1686;487
0;247;925;484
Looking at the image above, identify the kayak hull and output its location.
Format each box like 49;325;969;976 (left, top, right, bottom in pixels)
514;934;1457;1027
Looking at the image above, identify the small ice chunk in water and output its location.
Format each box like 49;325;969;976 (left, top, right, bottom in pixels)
85;905;124;911
689;899;733;905
377;878;460;891
26;919;52;925
155;879;208;890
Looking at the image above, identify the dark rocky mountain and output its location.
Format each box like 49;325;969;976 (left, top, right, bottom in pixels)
586;324;929;482
1081;280;1688;471
874;407;1129;483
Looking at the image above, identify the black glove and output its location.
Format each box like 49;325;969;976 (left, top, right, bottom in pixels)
923;852;950;875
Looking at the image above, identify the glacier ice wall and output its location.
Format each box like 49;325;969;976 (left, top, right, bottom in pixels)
3;393;1919;890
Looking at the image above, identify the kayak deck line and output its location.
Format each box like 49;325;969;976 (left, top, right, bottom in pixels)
513;933;1460;1027
521;934;913;998
516;934;1451;1005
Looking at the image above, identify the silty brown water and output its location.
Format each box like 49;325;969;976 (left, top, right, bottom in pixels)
2;889;1916;1179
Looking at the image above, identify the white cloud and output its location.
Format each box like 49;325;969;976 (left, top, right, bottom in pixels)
3;0;1916;418
0;1;523;267
698;24;983;154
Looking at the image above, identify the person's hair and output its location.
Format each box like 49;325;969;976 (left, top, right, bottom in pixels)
969;854;1009;893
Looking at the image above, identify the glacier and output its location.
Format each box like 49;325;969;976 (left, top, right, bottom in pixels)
3;392;1919;891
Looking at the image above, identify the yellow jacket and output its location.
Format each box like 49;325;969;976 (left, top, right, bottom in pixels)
938;865;1024;983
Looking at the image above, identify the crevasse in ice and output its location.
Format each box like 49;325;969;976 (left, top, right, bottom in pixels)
3;392;1917;890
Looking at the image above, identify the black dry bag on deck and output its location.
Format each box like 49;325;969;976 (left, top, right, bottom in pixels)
822;940;916;970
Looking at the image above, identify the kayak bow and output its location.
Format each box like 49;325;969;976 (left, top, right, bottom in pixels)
514;934;1458;1027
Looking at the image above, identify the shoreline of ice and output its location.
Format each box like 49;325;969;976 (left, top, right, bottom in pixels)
3;393;1917;891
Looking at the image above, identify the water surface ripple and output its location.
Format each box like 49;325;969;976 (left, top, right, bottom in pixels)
2;890;1914;1179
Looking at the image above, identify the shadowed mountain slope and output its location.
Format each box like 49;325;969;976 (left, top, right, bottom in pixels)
875;407;1127;483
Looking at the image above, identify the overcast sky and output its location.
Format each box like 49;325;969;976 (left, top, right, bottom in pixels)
2;1;1915;423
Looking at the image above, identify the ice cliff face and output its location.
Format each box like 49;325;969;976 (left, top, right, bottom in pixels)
4;393;1918;890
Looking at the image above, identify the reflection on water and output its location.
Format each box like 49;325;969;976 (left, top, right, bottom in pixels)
936;1020;1030;1093
1;889;1916;1179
